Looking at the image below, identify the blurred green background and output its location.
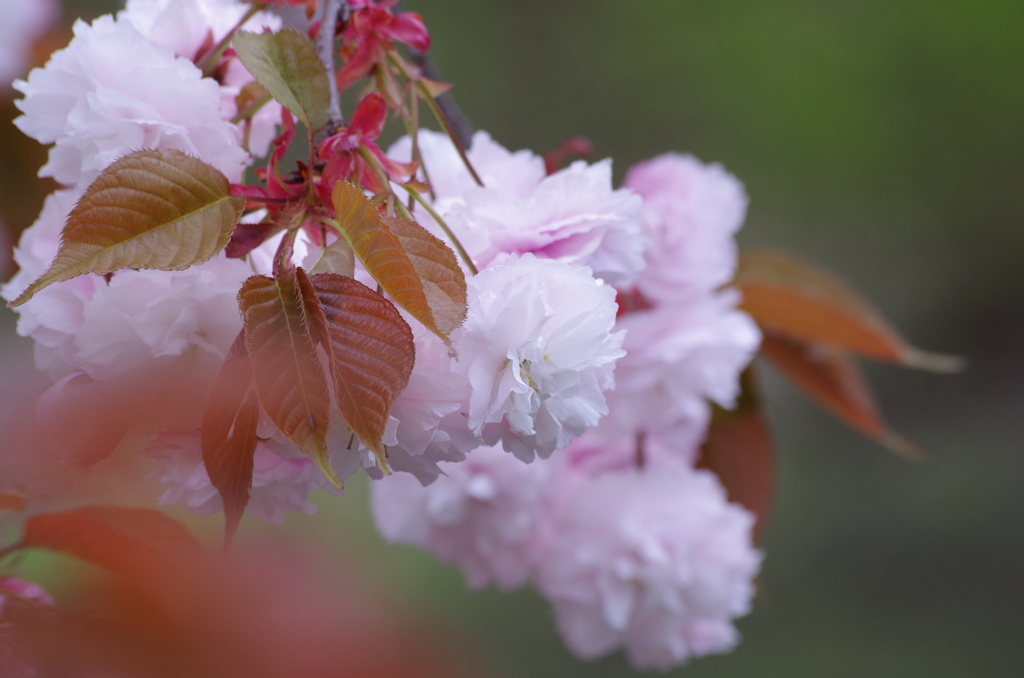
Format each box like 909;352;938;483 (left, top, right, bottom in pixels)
2;1;1023;676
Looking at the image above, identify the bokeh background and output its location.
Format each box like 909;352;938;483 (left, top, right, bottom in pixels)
1;1;1022;676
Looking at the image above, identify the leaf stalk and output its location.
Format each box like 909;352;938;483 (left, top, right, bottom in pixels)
387;53;484;187
198;2;267;78
401;185;478;275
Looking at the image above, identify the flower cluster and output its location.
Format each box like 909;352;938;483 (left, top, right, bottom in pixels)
372;135;762;667
4;0;764;670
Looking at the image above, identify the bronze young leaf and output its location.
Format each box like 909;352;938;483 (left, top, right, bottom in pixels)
8;149;244;308
331;181;467;345
296;268;415;474
383;214;467;339
760;333;925;460
735;250;963;372
696;370;774;542
201;333;260;546
23;506;202;579
238;272;339;487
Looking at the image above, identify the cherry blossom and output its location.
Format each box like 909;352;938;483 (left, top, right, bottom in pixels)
389;130;646;283
454;253;624;461
119;0;284;157
624;152;748;302
1;3;783;670
603;291;761;455
147;431;342;524
14;15;249;187
372;444;554;590
535;466;762;670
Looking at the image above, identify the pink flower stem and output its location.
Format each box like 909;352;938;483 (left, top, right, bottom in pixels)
273;220;299;278
404;78;437;203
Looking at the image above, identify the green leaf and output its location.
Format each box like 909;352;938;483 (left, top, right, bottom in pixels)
332;182;467;345
233;28;330;132
8;149;244;308
23;506;202;579
238;271;338;487
297;269;415;474
201;333;260;547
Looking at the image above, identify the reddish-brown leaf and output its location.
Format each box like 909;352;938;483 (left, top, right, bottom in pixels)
0;491;26;513
226;219;282;259
384;214;467;338
201;333;260;546
696;369;774;541
760;332;925;459
22;506;202;578
238;272;338;487
332;181;467;344
736;250;963;372
297;269;415;474
235;80;270;116
8;149;244;308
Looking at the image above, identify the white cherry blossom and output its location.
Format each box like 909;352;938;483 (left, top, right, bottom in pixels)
454;253;624;461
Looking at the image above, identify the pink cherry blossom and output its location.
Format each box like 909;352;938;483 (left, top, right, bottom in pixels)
370;323;476;484
535;465;762;670
119;0;284;158
389;130;546;205
454;254;624;462
371;444;554;590
14;14;248;186
624;152;748;302
147;431;342;525
120;0;279;64
389;130;646;284
603;290;761;455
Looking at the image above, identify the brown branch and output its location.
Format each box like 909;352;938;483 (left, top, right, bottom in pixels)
407;50;474;150
395;2;475;149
